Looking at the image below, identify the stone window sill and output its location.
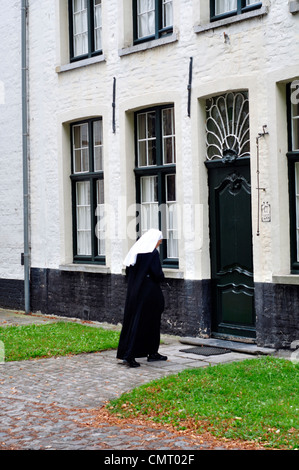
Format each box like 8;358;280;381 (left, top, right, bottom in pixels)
55;54;106;73
119;33;178;57
194;6;268;34
163;268;184;279
121;266;184;279
59;264;110;274
289;1;299;14
272;274;299;285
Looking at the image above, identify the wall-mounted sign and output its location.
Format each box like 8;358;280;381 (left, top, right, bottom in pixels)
261;201;271;223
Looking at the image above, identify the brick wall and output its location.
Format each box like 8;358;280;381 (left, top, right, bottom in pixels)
30;268;211;338
1;0;299;348
0;3;24;281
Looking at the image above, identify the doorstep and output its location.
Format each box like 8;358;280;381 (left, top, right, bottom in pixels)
179;336;276;356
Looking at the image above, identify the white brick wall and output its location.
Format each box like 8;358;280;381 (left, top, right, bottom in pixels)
1;0;299;284
0;2;23;280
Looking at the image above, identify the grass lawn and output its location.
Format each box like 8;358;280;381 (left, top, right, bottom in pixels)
0;321;120;361
108;356;299;450
1;322;298;449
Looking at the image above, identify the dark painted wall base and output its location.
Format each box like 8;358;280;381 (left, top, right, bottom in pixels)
255;282;299;349
29;268;211;339
1;270;298;349
0;278;24;310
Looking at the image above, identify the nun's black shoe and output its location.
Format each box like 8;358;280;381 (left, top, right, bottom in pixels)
123;359;140;368
147;353;168;362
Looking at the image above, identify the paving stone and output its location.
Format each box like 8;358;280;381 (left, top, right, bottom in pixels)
0;310;277;451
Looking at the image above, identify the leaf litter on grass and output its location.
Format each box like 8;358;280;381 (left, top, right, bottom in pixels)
107;357;299;449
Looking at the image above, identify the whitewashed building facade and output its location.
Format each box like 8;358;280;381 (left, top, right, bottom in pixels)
1;0;299;348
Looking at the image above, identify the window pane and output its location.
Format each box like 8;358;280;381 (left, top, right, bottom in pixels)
93;120;103;171
138;0;147;14
292;99;299;151
73;0;88;56
74;34;88;57
96;179;105;255
81;149;89;172
137;111;156;166
95;29;102;52
148;1;155;12
74;150;81;172
140;176;159;235
162;108;176;164
293;101;299;119
246;0;260;5
293;118;299;151
138;0;154;13
166;174;176;202
148;140;157;165
147;10;155;35
167;218;178;258
138;113;146;139
166;174;178;258
137;112;146;166
137;0;155;38
74;12;82;34
80;123;88;146
215;0;237;15
94;147;103;171
76;181;90;214
73;123;89;173
141;203;159;234
93;120;102;146
138;141;147;167
73;125;81;148
138;14;147;38
163;138;173;164
76;181;91;255
147;112;156;138
141;176;158;203
73;0;81;11
94;0;102;51
163;0;173;28
162;108;173;135
73;0;87;11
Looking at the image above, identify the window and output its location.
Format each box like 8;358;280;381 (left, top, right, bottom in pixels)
135;105;178;266
287;81;299;272
69;0;102;61
70;118;105;264
210;0;262;21
133;0;173;44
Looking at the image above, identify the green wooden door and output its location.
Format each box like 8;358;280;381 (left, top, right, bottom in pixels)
206;158;255;339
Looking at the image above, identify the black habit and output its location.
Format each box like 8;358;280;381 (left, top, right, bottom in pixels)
117;249;165;361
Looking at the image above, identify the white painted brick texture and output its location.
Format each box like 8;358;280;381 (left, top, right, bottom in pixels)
1;0;299;282
0;2;23;280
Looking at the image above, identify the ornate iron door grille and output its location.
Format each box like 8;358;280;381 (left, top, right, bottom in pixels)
206;91;250;163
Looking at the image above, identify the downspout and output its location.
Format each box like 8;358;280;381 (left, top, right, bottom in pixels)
21;0;30;314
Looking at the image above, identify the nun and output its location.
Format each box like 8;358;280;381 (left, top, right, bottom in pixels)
117;229;168;368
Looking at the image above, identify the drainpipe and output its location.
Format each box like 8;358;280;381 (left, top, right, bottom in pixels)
21;0;30;314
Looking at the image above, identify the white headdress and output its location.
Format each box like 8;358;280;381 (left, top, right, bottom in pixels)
123;229;163;267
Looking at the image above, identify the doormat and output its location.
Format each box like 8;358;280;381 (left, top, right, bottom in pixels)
179;346;231;356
